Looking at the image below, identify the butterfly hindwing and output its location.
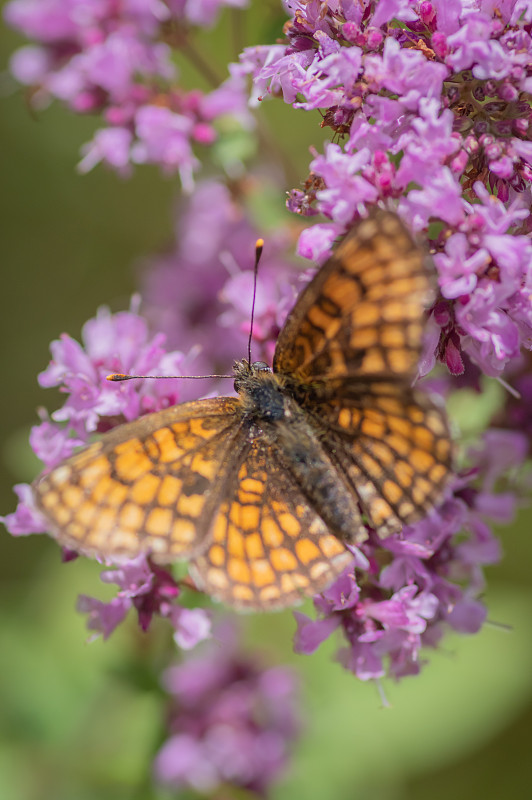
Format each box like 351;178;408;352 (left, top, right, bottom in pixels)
190;439;354;610
33;398;244;561
309;384;453;536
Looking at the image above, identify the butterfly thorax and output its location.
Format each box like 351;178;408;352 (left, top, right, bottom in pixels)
233;359;325;422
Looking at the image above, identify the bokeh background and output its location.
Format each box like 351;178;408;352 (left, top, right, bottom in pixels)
1;6;532;799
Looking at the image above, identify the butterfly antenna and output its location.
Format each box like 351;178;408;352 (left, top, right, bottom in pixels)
107;373;232;382
248;238;264;366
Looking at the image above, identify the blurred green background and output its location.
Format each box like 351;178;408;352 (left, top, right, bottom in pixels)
1;6;532;800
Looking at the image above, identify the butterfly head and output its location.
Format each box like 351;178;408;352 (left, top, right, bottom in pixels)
233;359;272;392
233;358;288;423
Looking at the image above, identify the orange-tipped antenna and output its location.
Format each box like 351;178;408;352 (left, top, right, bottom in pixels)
248;238;264;366
106;373;232;382
108;240;264;386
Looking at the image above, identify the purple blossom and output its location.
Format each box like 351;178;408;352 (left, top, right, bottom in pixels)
171;607;213;650
293;612;341;654
29;413;86;469
0;483;48;537
436;232;489;299
154;625;300;796
294;429;527;681
79;555;212;645
200;64;254;128
4;0;251;182
141;179;300;382
38;301;185;440
77;595;131;641
130;105;200;188
310;145;379;224
296;222;342;261
446;598;487;634
247;0;532;377
78;127;133;176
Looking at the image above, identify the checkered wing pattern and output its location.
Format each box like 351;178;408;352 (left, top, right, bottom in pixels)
31;210;453;613
274;211;432;384
310;384;453;537
272;210;452;537
33;398;242;561
190;439;353;610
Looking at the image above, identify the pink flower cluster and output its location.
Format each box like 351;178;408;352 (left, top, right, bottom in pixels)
79;555;211;648
141;179;300;386
154;625;300;796
244;0;532;378
5;0;250;186
295;429;527;680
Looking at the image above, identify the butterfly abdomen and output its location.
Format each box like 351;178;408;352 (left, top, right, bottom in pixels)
264;408;367;545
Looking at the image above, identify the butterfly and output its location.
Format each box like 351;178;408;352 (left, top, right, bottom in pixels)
33;211;452;611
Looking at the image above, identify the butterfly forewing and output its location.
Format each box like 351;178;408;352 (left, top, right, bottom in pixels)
33;398;244;561
189;439;354;611
274;211;432;384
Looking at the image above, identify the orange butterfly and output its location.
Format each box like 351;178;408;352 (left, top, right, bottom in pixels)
33;211;452;610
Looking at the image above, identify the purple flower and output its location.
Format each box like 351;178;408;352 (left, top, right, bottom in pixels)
4;0;250;181
457;283;521;376
79;555;212;645
200;64;254;128
436;233;489;299
0;483;48;537
296;223;342;261
171;607;213;650
310;145;378;224
294;429;527;680
366;37;447;109
446;598;487;634
29;413;86;468
445;14;510;79
249;0;532;378
77;595;131;641
131;105;200;188
293;612;341;654
9;44;51;86
399;166;465;229
78;127;133;176
38;302;185;439
141;179;300;384
154;624;300;796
